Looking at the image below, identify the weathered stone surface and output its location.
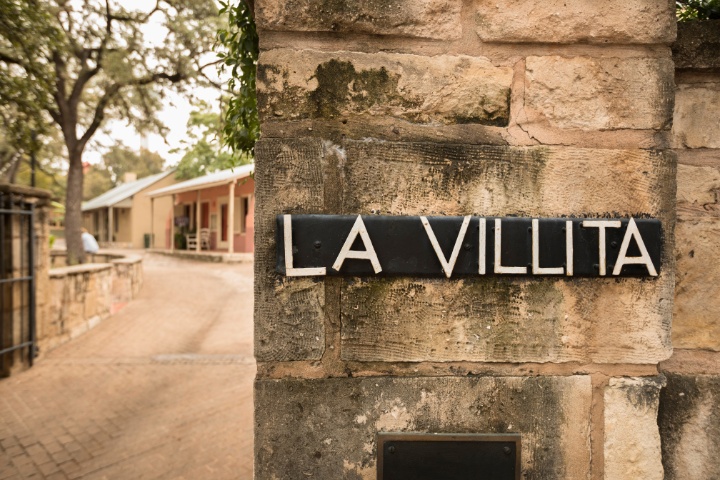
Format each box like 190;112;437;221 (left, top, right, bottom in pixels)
254;138;327;362
342;141;676;217
673;158;720;350
673;19;720;70
674;220;720;351
672;83;720;149
258;49;513;126
256;0;462;40
659;373;720;479
604;376;665;480
524;56;674;130
256;375;592;479
475;0;675;44
341;277;672;364
337;140;674;364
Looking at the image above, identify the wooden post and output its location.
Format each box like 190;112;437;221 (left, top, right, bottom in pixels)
170;194;175;252
150;197;155;249
108;206;114;244
228;181;236;253
196;189;201;252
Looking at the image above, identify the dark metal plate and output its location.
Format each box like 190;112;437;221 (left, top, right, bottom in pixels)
277;214;662;278
377;433;521;480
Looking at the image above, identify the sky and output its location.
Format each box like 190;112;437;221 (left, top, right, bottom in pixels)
83;0;224;167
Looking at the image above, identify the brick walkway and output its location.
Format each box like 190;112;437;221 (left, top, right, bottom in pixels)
0;254;255;479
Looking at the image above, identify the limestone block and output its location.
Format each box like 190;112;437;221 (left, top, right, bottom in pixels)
604;376;665;480
256;375;592;479
524;56;674;130
256;0;462;40
674;220;720;351
674;159;720;350
258;49;513;126
673;19;720;70
254;138;327;362
475;0;675;44
339;140;674;364
659;373;720;480
672;83;720;149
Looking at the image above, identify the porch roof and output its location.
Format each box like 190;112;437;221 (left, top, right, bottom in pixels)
146;163;254;198
82;170;174;212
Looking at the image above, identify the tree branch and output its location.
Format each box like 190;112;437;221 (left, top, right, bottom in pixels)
68;0;113;107
0;50;23;65
77;70;186;152
108;0;162;24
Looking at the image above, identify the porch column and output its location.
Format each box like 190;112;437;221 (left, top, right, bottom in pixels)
170;194;175;252
195;190;201;252
108;206;114;244
150;197;154;249
227;180;235;253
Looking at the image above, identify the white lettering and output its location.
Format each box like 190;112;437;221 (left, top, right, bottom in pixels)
494;218;527;274
283;215;327;277
566;220;574;276
479;218;487;275
421;215;471;279
612;218;658;276
332;215;382;274
532;219;564;275
582;219;621;276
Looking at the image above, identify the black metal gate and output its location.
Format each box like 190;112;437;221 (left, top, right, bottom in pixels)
0;190;36;377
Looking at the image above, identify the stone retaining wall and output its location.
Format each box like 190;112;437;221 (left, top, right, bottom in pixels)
40;253;143;354
659;19;720;480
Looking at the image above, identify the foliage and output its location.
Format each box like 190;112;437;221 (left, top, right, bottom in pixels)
174;100;249;179
83;164;112;200
677;0;720;20
0;0;222;263
216;0;259;157
103;146;165;184
1;125;67;199
83;145;165;199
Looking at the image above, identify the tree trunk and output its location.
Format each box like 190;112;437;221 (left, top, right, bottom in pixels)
65;149;85;264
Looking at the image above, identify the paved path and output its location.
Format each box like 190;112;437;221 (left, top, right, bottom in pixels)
0;254;255;479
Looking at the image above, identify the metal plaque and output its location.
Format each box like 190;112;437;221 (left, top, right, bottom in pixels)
377;433;521;480
277;214;662;278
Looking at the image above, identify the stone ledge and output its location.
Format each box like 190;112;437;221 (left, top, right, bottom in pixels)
49;263;113;278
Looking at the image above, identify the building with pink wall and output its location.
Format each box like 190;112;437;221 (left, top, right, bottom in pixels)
146;164;254;254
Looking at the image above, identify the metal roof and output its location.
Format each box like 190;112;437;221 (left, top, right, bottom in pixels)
147;163;254;198
82;170;174;211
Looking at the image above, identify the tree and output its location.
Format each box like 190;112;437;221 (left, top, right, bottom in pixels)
217;0;258;157
0;0;221;263
1;123;67;200
102;146;164;185
83;145;165;199
677;0;720;20
83;164;112;200
174;100;248;179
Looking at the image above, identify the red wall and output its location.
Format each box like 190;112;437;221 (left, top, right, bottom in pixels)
174;177;255;253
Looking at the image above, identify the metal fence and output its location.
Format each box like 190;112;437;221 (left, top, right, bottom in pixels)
0;191;36;376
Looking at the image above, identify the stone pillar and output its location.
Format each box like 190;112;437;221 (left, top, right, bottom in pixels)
0;184;51;377
253;2;677;478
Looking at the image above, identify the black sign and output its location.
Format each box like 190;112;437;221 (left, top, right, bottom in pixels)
377;433;521;480
277;215;662;278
